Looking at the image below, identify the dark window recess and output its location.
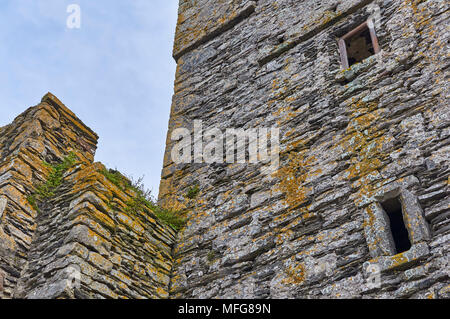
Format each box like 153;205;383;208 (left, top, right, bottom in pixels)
346;28;374;66
0;271;3;293
338;19;380;69
381;197;412;254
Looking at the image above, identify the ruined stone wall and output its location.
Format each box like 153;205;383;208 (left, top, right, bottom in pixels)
161;0;450;298
0;93;176;299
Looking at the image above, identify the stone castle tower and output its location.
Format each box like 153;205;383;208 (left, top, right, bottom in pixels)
0;0;448;299
159;0;449;298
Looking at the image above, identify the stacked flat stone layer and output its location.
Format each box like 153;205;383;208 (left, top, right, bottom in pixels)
0;93;176;299
160;0;450;298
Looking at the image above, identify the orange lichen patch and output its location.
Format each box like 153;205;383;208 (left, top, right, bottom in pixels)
362;203;377;228
155;287;169;299
275;152;316;211
174;0;250;58
275;228;295;245
345;158;383;182
67;166;140;227
143;242;158;255
169;274;184;291
425;291;436;299
328;98;393;206
7;159;32;182
36;101;60;119
300;9;341;34
8;123;44;152
161;194;187;213
34;107;61;130
82;224;107;243
73;214;112;240
1;184;28;208
159;170;189;213
88;251;113;271
41;93;98;142
0;227;18;252
70;163;100;181
90;281;119;299
112;269;132;286
346;109;383;134
152;270;171;286
404;0;446;84
362;204;384;252
438;285;450;297
15;151;44;175
282;260;306;285
116;211;145;235
390;252;409;268
273;109;300;129
4;224;31;246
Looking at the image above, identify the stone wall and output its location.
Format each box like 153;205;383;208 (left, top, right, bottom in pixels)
1;0;448;300
0;93;176;299
160;0;450;298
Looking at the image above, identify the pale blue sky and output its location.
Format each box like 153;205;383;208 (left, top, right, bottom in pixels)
0;1;179;195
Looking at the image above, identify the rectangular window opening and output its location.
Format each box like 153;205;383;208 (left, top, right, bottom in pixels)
381;197;412;254
338;19;380;69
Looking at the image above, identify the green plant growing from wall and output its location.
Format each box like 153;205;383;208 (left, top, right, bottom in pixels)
99;169;186;232
26;195;39;212
99;168;131;192
207;250;216;263
127;177;186;232
185;183;200;199
27;152;79;211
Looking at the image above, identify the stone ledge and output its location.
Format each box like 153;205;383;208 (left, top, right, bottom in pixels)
364;242;430;273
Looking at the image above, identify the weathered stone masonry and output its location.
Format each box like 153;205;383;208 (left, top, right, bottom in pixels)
0;93;176;299
160;0;449;298
1;0;449;300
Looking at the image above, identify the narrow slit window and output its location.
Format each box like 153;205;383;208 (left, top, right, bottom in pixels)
338;19;380;69
381;197;412;254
